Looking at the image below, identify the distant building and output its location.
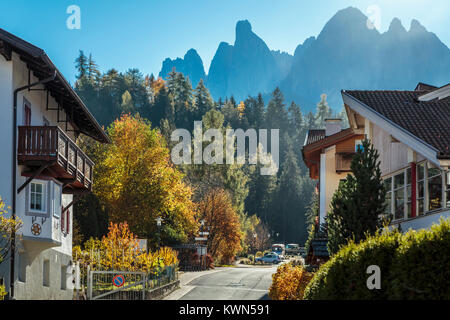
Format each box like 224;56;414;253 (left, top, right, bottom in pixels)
0;28;109;299
303;83;450;233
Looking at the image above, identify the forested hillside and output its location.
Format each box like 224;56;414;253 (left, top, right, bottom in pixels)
73;51;343;246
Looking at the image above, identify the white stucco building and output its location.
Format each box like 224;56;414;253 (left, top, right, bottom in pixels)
303;82;450;232
0;28;109;299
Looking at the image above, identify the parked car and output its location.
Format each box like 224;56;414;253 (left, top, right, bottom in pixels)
255;253;281;264
271;244;285;259
286;243;300;255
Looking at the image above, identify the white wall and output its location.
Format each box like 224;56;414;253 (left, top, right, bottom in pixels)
0;54;13;213
0;53;75;299
12;53;74;257
371;123;425;176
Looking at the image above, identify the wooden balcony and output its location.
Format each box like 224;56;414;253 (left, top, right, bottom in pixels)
18;126;94;193
335;152;355;173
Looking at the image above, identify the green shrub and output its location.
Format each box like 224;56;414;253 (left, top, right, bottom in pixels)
388;220;450;299
304;229;401;299
248;254;255;262
304;217;450;300
255;251;263;258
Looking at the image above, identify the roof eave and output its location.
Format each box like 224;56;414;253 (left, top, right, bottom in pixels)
40;54;111;144
341;90;440;167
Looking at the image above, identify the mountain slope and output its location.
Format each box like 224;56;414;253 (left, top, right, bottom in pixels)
280;7;450;110
207;20;281;100
159;7;450;111
159;48;206;87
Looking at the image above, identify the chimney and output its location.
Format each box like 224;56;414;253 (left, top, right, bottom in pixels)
325;118;342;136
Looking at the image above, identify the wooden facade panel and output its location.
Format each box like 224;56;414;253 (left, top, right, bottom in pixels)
335;134;365;153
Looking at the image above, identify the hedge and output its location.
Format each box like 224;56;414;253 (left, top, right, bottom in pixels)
304;217;450;300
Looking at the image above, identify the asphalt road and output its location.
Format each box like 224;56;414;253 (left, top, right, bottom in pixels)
176;265;277;300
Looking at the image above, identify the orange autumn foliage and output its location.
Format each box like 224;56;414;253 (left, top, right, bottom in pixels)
269;263;314;300
198;188;242;265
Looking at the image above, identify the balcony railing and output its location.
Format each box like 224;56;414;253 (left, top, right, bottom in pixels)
18;126;94;192
335;152;355;173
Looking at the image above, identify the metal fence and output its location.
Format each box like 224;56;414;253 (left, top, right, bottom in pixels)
86;265;178;300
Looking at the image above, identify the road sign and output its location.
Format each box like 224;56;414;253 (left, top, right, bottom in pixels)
112;274;125;287
195;237;208;241
199;232;209;236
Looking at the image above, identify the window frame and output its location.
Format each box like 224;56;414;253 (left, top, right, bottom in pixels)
392;170;406;221
445;171;450;208
417;162;426;216
52;182;63;218
28;181;47;214
383;161;446;222
426;162;443;212
23;98;31;126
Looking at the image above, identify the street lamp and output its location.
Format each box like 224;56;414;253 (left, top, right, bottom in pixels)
155;217;163;248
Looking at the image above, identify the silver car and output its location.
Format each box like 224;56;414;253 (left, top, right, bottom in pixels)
255;253;281;264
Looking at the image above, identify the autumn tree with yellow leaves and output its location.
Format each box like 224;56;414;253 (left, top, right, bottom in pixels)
73;221;178;272
0;197;22;300
89;114;197;247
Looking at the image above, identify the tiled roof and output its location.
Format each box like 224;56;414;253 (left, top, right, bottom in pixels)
304;129;325;145
343;90;450;158
303;128;356;153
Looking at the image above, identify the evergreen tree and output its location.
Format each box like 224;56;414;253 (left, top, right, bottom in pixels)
265;87;288;130
194;79;215;120
184;109;249;214
75;50;88;80
151;85;173;125
270;138;308;243
166;70;194;129
244;93;265;130
315;93;332;128
305;111;316;129
124;68;149;110
288;101;303;136
221;99;240;128
326;139;387;255
87;53;101;85
245;147;277;223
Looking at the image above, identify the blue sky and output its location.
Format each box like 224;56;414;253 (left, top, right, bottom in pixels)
1;0;448;83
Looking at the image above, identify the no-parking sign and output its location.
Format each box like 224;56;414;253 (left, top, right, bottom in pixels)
112;274;125;287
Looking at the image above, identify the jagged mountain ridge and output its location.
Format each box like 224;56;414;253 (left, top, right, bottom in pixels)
159;7;450;111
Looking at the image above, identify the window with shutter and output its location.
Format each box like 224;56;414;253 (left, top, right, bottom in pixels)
61;207;65;233
66;209;70;234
